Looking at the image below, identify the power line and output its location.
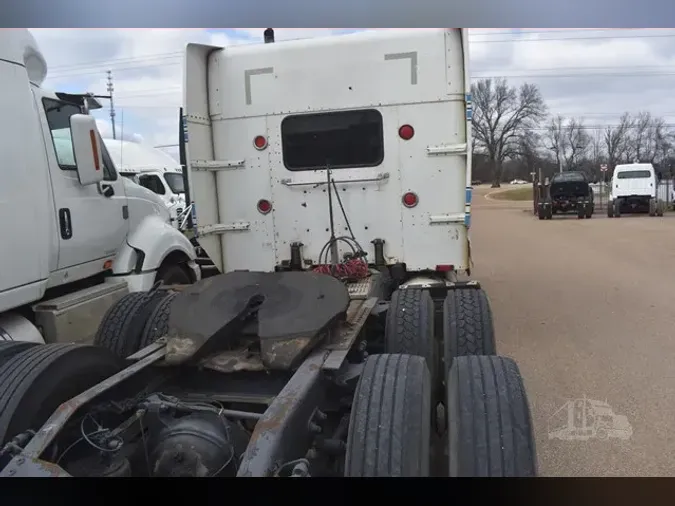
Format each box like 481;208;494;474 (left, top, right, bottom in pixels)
42;31;675;80
471;33;675;43
498;124;675;131
47;60;675;84
48;51;183;72
38;31;584;72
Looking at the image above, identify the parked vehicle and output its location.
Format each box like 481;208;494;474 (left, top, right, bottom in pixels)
104;138;187;227
0;29;199;347
538;171;594;220
608;163;664;218
0;28;536;478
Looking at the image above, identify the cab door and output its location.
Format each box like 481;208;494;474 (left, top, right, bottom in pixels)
39;97;129;270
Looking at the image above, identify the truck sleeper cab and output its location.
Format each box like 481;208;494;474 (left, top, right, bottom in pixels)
183;28;473;285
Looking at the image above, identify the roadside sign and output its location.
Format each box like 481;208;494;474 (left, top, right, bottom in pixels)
600;164;608;172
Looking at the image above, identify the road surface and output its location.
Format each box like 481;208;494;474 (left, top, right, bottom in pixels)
470;185;675;476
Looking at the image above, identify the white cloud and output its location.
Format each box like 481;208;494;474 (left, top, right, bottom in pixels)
27;28;675;149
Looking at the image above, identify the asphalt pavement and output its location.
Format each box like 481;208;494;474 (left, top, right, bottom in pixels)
470;185;675;476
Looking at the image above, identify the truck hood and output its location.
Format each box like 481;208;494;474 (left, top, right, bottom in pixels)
122;177;172;223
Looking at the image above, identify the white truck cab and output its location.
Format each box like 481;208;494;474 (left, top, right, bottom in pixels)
104;138;187;227
0;29;200;345
183;28;473;285
608;162;663;217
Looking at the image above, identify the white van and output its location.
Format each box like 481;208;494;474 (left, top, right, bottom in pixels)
608;162;663;217
104;139;187;226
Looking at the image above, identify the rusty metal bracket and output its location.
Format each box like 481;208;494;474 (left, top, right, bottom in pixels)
0;342;167;476
236;350;330;477
322;297;378;370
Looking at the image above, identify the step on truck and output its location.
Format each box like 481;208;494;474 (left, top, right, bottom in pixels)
0;29;200;349
0;28;537;478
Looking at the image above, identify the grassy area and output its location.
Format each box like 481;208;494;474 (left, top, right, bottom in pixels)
490;186;533;201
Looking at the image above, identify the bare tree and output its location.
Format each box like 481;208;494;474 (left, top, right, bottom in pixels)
564;118;590;171
646;116;667;163
544;115;567;171
603;113;632;169
632;111;655;162
515;129;541;179
588;129;605;181
471;78;547;187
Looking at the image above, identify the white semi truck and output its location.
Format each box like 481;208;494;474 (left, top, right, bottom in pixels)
0;29;536;478
0;29;200;346
104;138;188;227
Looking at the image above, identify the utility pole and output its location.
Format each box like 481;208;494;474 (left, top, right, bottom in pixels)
106;70;116;140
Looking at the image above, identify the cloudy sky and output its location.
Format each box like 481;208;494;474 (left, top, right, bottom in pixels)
29;28;675;159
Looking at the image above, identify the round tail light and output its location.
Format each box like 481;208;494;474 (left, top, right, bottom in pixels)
399;124;414;140
402;192;418;208
257;199;272;214
253;135;268;150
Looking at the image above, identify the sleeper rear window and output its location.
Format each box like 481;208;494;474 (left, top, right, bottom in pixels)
617;170;651;179
281;109;384;171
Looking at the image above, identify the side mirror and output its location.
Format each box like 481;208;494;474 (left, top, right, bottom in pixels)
70;114;104;186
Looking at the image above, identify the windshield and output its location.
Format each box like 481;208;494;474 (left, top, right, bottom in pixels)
164;172;185;193
551;172;585;183
120;172;139;183
616;170;651;179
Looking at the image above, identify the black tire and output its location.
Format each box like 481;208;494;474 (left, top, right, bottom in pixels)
0;342;40;368
614;199;621;218
537;205;545;220
155;264;192;285
94;291;167;359
0;343;122;445
345;354;431;477
585;202;593;218
384;288;437;393
139;292;178;349
447;355;537;477
545;205;553;220
577;204;585;219
607;202;614;218
443;288;496;370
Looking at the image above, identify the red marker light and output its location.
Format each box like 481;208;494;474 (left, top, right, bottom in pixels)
402;192;418;208
257;199;272;214
399;124;414;140
253;135;268;150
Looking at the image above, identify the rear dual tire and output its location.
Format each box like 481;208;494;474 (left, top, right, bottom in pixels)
447;355;537;476
538;204;553;220
94;290;178;359
344;353;537;477
0;344;122;446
